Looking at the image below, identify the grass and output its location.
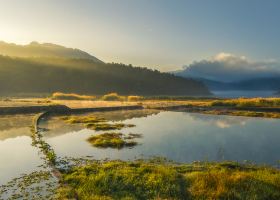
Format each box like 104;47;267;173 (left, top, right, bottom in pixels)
87;132;139;148
203;110;280;118
101;93;126;101
62;115;106;124
127;95;143;101
62;115;136;131
51;92;96;100
211;98;280;108
56;160;280;200
86;123;135;131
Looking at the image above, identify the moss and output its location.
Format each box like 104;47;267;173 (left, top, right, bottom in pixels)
56;160;280;200
87;132;139;149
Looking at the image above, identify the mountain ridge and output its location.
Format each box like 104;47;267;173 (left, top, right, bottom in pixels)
0;41;103;63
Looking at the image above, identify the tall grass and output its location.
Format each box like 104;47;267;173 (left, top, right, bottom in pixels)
101;93;125;101
211;98;280;107
51;92;96;100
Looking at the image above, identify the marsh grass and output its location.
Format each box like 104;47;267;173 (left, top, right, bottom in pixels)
86;122;135;131
87;132;139;148
51;92;96;100
101;92;126;101
203;110;280;118
56;160;280;200
62;115;136;131
62;116;106;124
211;98;280;108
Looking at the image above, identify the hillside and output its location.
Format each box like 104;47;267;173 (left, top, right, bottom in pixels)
0;41;103;63
0;55;210;96
174;70;280;92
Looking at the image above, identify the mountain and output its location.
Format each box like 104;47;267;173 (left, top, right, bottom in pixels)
0;41;103;63
0;55;210;96
174;69;280;92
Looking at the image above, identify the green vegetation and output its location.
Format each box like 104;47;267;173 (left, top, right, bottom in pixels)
62;115;136;131
62;115;106;124
211;98;280;108
87;132;139;148
0;55;210;96
51;92;96;100
31;113;57;165
86;123;135;131
0;171;57;200
202;110;280;119
56;160;280;200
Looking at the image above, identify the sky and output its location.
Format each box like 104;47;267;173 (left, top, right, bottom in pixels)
0;0;280;71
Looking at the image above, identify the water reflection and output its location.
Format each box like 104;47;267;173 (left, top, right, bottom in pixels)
0;115;33;140
187;113;248;128
41;109;160;138
43;110;280;165
0;115;45;185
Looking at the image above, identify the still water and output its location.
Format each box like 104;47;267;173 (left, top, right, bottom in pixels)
0;115;45;185
42;110;280;166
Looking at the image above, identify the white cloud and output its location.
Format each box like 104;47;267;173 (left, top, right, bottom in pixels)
181;53;280;82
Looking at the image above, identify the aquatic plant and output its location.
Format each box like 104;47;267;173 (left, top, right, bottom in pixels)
0;171;57;200
62;115;106;124
62;115;136;131
203;110;280;119
87;132;139;148
86;122;135;131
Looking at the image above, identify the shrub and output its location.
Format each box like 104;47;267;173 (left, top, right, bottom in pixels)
51;92;95;100
127;95;143;101
101;92;125;101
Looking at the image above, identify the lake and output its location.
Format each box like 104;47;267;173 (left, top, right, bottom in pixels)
42;110;280;166
1;110;280;186
0;115;45;185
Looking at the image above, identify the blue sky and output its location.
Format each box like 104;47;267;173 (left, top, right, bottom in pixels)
0;0;279;71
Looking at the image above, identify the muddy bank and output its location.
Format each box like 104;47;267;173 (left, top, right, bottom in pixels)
0;105;143;115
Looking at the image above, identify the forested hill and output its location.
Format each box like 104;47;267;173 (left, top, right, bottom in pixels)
0;41;103;63
0;55;210;96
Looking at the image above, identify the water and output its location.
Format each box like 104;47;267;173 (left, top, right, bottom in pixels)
42;110;280;166
212;90;277;98
0;115;45;185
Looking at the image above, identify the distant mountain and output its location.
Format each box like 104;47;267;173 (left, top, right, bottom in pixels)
0;55;210;96
174;69;280;92
0;41;103;63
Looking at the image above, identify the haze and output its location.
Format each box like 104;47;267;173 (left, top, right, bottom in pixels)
1;0;280;71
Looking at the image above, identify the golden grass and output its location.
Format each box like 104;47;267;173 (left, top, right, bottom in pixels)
202;110;280;118
101;93;126;101
51;92;96;100
211;98;280;108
